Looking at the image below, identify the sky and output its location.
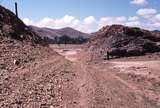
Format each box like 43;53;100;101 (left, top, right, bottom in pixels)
0;0;160;33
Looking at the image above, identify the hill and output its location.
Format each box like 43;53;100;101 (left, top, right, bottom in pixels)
0;6;46;44
87;25;160;59
0;4;54;70
29;26;91;44
0;6;68;108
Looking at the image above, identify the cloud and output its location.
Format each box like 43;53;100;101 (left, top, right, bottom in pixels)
98;16;140;28
35;15;77;29
130;0;148;5
137;8;157;18
23;15;98;33
84;16;96;24
36;17;55;28
23;14;160;33
98;16;127;29
116;16;127;22
23;18;34;25
153;23;160;28
147;14;160;28
128;16;139;21
125;21;140;27
154;14;160;22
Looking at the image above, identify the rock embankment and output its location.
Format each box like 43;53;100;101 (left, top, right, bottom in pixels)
87;25;160;58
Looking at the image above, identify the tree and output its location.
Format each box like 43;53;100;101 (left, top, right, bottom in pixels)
60;35;71;44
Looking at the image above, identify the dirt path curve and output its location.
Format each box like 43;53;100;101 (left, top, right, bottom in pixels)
52;45;160;108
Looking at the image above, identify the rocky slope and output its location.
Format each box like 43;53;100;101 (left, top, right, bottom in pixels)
0;5;68;107
0;5;53;71
87;25;160;59
0;6;46;44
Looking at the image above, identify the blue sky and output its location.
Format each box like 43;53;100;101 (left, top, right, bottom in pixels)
0;0;160;33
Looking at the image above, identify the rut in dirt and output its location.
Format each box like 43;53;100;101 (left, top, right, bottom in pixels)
53;45;160;108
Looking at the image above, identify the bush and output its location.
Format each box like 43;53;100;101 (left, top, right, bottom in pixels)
124;27;144;37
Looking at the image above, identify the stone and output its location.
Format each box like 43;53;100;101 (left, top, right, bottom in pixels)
13;60;19;65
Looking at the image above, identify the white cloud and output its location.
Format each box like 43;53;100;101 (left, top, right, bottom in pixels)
22;14;160;33
36;17;55;28
99;16;127;25
98;16;140;29
147;14;160;29
84;16;96;24
80;16;98;33
23;18;34;25
154;14;160;22
153;23;160;27
127;16;140;27
130;0;147;5
126;21;140;27
23;15;98;33
137;8;157;18
128;16;139;21
116;16;127;22
98;16;127;29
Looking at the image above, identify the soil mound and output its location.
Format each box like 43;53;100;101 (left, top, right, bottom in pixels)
87;25;160;58
0;5;54;74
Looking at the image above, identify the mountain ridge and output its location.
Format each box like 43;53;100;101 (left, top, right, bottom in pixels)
29;26;91;39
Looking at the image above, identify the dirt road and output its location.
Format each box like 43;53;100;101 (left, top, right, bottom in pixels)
3;45;159;107
51;45;160;108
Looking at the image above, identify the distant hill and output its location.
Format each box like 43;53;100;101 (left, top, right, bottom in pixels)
153;30;160;33
29;26;91;39
87;25;160;58
29;26;91;44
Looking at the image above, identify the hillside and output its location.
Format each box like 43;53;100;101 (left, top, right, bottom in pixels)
30;26;90;39
0;5;54;70
0;6;46;44
0;5;67;107
29;26;91;44
87;25;160;59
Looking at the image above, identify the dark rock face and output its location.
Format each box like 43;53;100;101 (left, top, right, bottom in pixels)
88;25;160;58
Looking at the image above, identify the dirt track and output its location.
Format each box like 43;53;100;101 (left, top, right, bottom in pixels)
2;45;159;107
51;45;160;108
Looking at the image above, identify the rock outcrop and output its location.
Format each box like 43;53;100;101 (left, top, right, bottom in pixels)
87;25;160;58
